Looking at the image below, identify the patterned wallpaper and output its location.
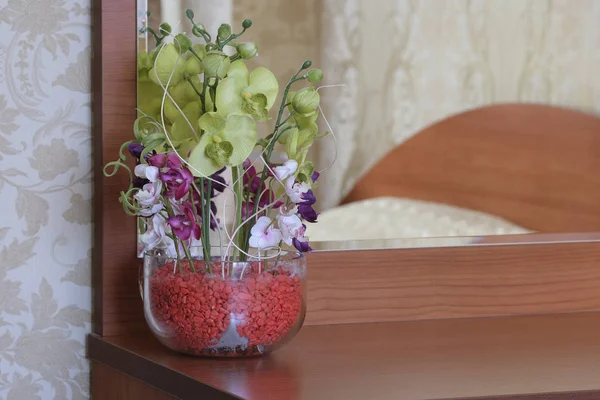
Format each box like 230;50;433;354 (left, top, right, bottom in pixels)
0;0;92;398
0;0;599;398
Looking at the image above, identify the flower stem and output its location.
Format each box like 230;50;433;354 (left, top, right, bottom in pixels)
182;241;196;273
231;166;243;261
243;66;307;256
199;178;210;264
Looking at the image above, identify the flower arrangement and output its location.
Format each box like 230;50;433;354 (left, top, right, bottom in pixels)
104;10;331;357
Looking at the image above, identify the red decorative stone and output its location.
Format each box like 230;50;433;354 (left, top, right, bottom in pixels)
148;261;303;357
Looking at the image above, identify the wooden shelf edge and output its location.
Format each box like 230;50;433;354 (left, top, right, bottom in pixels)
88;313;600;400
88;334;240;400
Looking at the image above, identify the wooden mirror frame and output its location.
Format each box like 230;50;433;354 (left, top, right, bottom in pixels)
90;1;600;399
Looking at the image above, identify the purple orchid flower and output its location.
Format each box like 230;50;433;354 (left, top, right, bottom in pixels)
168;202;201;241
166;152;182;169
128;143;147;188
147;153;167;168
128;142;144;159
161;167;194;200
297;190;318;222
293;235;312;253
311;170;320;182
298;204;318;223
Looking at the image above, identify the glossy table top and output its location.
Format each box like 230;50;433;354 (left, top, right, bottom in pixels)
90;312;600;400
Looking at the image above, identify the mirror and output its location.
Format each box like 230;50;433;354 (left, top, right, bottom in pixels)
136;1;600;249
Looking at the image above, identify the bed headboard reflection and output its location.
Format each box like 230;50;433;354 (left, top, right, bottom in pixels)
342;104;600;233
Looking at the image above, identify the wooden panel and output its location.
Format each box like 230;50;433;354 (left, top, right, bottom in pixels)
92;0;141;335
92;361;177;400
89;338;240;400
343;104;600;233
305;241;600;326
90;312;600;400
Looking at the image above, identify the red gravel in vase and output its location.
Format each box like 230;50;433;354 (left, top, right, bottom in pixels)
142;249;306;357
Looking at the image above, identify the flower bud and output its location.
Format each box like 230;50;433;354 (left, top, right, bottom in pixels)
218;23;232;40
203;51;231;78
291;87;320;116
307;69;323;83
185;9;194;19
236;42;258;59
159;23;172;35
242;19;252;29
174;33;192;53
301;60;312;70
192;24;206;37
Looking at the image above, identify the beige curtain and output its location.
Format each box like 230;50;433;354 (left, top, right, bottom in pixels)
234;0;600;210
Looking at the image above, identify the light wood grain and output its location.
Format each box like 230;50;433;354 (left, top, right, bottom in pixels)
344;104;600;233
92;362;177;400
92;0;144;336
92;313;600;400
305;241;600;326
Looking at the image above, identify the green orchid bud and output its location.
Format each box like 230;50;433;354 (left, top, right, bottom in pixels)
174;33;192;53
159;23;172;35
218;24;232;40
242;19;252;29
236;42;258;59
185;9;194;19
203;51;231;78
291;87;320;116
192;24;206;37
301;60;312;70
307;69;323;83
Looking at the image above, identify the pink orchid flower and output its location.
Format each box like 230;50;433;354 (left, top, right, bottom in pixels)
285;177;311;203
273;159;298;182
134;164;159;183
134;181;163;217
249;216;282;249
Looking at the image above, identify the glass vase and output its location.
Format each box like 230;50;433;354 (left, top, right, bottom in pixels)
140;248;306;357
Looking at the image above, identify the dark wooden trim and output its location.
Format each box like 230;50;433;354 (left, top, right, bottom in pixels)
88;334;240;400
92;0;139;335
92;362;178;400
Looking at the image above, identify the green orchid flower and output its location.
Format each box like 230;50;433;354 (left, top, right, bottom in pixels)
188;113;257;176
148;43;185;87
215;60;279;121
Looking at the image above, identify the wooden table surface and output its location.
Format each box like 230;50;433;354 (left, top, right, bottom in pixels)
89;312;600;400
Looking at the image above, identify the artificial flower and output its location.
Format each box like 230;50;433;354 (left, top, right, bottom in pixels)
147;153;167;168
285;177;311;203
168;202;201;241
147;43;185;87
249;216;282;249
311;170;320;182
298;189;318;222
215;60;279;121
188;113;257;176
134;164;160;183
160;166;194;200
140;214;171;250
291;86;320;117
128;142;144;159
273;159;298;182
134;181;164;217
236;42;258;59
293;234;312;253
277;208;303;246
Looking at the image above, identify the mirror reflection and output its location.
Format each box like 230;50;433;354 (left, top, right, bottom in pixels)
137;1;600;248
